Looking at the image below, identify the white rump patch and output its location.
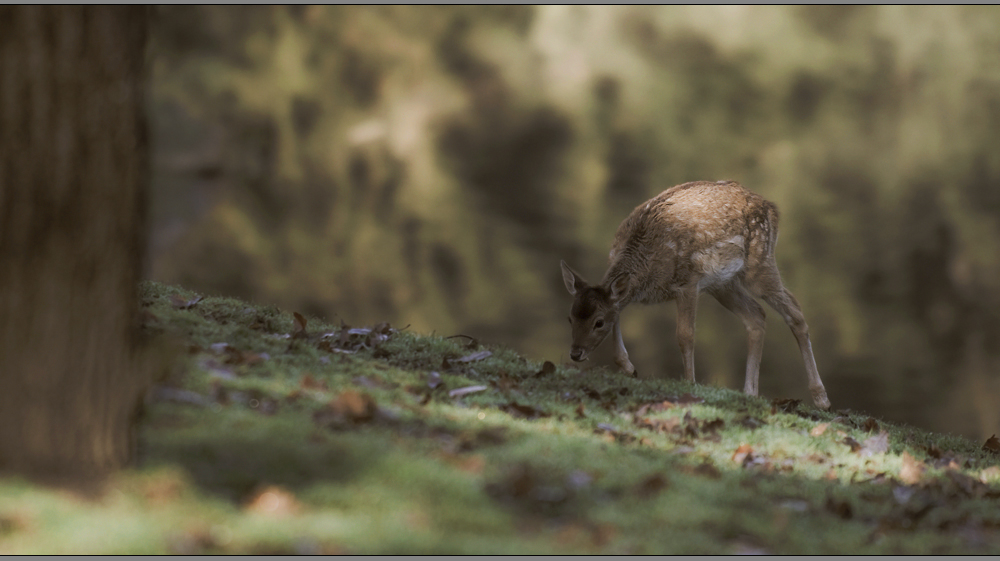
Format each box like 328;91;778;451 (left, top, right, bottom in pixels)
694;235;746;289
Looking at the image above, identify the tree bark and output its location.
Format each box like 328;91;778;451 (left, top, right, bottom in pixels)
0;6;150;477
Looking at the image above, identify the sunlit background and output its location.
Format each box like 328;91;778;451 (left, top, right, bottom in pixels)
147;6;1000;440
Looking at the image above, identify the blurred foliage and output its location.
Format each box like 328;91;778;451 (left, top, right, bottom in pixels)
146;6;1000;439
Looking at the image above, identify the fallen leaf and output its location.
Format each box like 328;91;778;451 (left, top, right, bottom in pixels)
636;473;669;497
843;436;863;453
859;431;890;457
980;466;1000;484
826;495;853;519
300;373;327;391
636;416;681;434
636;401;675;416
441;452;486;474
771;398;801;414
983;434;1000;454
899;451;926;485
702;418;725;434
454;350;493;363
810;423;830;437
924;444;943;459
805;453;829;464
449;385;488;398
502;402;550;419
687;461;722;479
246;486;301;517
862;417;880;433
328;390;376;422
427;371;442;389
676;393;704;405
535;361;556;377
737;415;764;430
169;294;203;309
732;444;754;466
945;469;984;497
292;312;308;339
496;372;515;392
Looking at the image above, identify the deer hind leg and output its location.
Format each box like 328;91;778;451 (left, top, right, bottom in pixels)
613;320;637;377
759;278;831;410
675;287;699;383
710;283;767;397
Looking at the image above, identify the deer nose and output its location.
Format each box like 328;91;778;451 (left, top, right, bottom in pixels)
570;348;585;362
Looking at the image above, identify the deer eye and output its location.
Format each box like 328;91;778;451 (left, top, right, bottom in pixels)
594;319;605;329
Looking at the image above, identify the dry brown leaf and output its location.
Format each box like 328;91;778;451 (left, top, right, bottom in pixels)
636;473;669;497
441;452;486;474
535;361;556;377
300;373;327;391
899;451;926;486
636;401;676;416
245;486;301;517
689;462;722;479
328;390;376;422
292;312;308;339
810;423;830;437
862;417;880;433
826;495;853;519
502;401;550;419
771;398;801;414
732;444;754;465
983;434;1000;454
843;436;862;453
924;444;943;459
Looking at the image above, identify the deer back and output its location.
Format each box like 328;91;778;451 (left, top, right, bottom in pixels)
602;181;779;303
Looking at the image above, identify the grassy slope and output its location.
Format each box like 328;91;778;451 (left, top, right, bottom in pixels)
1;281;999;554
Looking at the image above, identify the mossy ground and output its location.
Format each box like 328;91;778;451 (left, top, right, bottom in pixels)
1;281;999;554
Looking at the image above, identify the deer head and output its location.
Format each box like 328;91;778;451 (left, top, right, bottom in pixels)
560;260;628;362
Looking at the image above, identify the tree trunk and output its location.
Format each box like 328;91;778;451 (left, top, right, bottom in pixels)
0;6;150;477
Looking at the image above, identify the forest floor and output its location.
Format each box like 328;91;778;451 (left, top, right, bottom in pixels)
2;281;1000;554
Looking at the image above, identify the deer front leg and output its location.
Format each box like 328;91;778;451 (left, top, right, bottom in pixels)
675;287;699;383
613;320;636;377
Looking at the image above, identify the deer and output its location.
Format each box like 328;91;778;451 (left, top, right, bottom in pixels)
560;180;831;409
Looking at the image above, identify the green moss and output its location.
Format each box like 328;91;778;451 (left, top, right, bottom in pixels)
1;281;998;554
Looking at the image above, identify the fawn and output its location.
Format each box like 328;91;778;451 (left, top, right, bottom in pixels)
560;180;831;409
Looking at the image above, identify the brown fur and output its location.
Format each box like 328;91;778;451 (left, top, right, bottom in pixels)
561;180;831;409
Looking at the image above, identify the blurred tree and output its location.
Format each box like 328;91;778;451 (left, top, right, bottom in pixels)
0;6;150;477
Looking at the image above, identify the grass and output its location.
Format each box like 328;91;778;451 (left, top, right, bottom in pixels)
1;280;999;554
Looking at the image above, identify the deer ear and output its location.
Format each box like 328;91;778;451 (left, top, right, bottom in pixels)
609;275;629;303
560;260;586;296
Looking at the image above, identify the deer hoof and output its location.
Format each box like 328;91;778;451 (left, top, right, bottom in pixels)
812;387;831;410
